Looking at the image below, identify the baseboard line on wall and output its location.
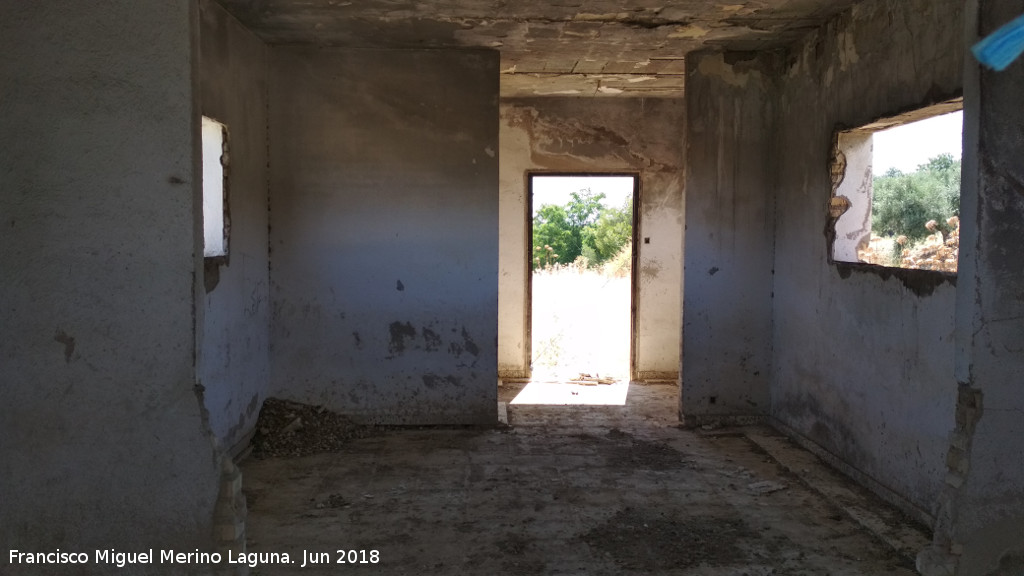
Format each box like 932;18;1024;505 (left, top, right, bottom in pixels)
680;412;768;428
767;418;935;532
498;369;531;382
633;371;680;383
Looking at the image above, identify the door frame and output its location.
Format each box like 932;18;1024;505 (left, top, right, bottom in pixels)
525;171;641;381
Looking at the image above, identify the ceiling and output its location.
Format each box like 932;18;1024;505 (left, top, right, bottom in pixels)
216;0;861;97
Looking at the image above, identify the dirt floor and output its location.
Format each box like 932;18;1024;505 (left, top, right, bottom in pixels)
241;383;930;575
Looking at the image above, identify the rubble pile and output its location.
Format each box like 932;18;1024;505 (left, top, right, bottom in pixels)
858;217;959;273
251;398;381;458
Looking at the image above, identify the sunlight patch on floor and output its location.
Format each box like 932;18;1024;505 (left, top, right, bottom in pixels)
509;380;630;406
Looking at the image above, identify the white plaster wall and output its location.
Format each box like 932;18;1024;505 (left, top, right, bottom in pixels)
198;0;271;453
0;0;220;565
832;132;873;262
268;47;499;425
498;98;684;381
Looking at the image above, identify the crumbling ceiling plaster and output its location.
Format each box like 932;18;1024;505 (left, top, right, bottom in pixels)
215;0;861;97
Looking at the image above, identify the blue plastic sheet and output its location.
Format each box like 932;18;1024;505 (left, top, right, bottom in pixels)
973;13;1024;71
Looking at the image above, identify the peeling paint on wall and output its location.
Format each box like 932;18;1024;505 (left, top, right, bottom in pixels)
422;328;441;351
499;98;683;379
696;52;761;89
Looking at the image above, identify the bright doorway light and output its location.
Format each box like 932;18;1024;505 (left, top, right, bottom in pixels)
528;174;636;402
510;380;630;406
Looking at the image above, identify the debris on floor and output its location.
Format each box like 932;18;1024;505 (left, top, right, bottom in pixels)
747;480;788;495
568;373;617;385
250;398;380;458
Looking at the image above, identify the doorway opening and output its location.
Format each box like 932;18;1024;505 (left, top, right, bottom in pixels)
514;173;638;406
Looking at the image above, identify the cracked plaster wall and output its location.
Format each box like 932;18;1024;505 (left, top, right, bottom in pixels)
498;98;684;381
0;1;221;570
920;0;1024;573
198;0;271;455
268;47;499;425
770;0;962;522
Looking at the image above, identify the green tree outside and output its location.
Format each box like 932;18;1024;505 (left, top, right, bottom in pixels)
872;153;961;242
589;197;633;262
532;188;633;271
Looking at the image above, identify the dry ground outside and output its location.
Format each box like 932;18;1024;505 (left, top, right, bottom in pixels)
531;266;631;383
857;218;959;273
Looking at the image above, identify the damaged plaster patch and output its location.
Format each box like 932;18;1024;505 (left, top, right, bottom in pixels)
388;321;416;355
54;329;75;363
834;263;955;297
461;327;480;357
837;31;859;71
640;259;664;279
946;385;983;485
828;131;872;262
503;105;641;165
534;89;584;96
696;53;757;88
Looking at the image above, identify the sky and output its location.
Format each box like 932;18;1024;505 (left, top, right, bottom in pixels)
532;175;634;216
872;110;963;175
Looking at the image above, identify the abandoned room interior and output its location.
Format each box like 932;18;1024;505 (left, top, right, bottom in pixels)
2;0;1023;574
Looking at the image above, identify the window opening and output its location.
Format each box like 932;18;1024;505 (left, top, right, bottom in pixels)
202;116;229;259
831;103;962;273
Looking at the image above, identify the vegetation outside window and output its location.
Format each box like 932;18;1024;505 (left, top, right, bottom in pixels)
829;103;962;273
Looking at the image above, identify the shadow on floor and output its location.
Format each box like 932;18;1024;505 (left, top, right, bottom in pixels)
241;384;928;575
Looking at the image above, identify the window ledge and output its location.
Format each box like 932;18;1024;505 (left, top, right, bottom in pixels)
834;261;956;297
